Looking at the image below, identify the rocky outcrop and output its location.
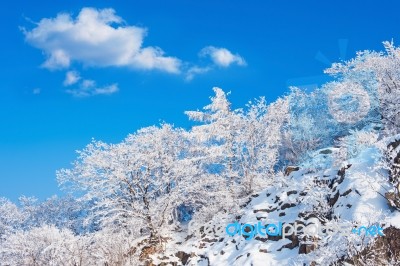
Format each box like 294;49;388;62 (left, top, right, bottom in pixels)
340;226;400;266
284;166;300;176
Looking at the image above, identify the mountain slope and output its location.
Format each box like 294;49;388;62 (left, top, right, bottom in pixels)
147;136;400;266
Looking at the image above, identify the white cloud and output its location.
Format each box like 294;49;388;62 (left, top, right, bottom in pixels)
81;79;95;89
62;70;117;97
200;46;246;67
63;71;81;86
92;84;118;95
184;46;246;80
185;66;212;81
23;8;181;73
66;78;118;97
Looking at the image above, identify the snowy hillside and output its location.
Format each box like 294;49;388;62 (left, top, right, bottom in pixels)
145;137;400;266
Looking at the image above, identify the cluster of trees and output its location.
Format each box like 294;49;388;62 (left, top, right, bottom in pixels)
326;41;400;134
1;41;400;264
55;88;291;243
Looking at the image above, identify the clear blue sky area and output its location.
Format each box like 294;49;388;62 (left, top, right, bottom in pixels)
1;0;399;201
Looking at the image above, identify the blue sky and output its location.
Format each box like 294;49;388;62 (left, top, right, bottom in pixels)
1;0;400;201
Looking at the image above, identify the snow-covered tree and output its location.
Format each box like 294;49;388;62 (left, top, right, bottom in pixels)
0;198;24;243
281;87;338;164
57;124;198;244
334;129;379;162
186;87;289;197
326;40;400;134
16;195;86;234
0;225;82;266
238;96;289;194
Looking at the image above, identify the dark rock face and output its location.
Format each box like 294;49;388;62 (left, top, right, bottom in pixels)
175;251;195;265
319;149;332;154
329;191;340;207
281;203;296;210
386;191;400;210
298;236;318;255
386;139;400;210
140;245;158;261
277;233;300;251
327;164;352;209
378;226;400;262
284;166;300;176
254;207;277;213
254;236;268;242
329;164;352;189
341;189;352;197
340;226;400;265
298;243;315;254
